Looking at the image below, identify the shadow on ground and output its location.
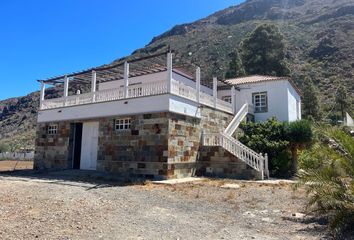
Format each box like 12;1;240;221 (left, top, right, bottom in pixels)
0;169;146;190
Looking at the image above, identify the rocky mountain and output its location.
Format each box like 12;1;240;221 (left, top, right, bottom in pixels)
0;92;39;150
1;0;353;149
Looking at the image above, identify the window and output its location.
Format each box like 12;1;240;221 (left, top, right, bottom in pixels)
252;92;268;113
115;118;131;131
222;96;232;103
48;124;58;135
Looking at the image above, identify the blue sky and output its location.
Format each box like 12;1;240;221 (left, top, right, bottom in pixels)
0;0;243;100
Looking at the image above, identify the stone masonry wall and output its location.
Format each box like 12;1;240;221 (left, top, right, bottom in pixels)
166;106;233;178
97;113;169;179
34;122;71;170
197;146;263;180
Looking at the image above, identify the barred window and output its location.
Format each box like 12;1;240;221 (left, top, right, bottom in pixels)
48;124;58;135
252;92;268;113
222;95;232;103
115;118;131;131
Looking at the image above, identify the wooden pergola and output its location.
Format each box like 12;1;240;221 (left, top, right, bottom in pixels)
38;51;172;86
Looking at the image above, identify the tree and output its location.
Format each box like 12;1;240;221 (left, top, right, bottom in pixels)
302;77;322;121
335;85;351;120
241;24;289;76
285;120;313;174
225;50;246;79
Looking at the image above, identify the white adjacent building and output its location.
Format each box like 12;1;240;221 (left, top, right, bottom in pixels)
218;75;301;122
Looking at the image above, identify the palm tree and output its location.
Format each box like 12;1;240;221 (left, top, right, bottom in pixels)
297;126;354;234
285;120;313;174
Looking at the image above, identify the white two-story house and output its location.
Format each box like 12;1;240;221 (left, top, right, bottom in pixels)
34;52;301;180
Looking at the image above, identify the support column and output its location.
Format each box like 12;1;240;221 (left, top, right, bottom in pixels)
91;70;97;102
63;75;69;98
124;61;129;98
231;86;236;114
265;153;269;179
167;52;173;93
40;82;45;109
213;77;217;108
196;67;201;103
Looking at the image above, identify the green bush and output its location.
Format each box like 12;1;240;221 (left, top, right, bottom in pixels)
239;118;313;178
239;118;291;177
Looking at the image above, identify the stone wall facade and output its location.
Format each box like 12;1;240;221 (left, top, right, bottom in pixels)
197;146;263;180
34;106;261;180
97;113;169;179
167;106;234;178
34;121;71;170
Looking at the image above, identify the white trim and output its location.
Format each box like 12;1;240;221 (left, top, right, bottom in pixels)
47;124;58;135
115;118;131;131
124;61;129;98
196;67;201;103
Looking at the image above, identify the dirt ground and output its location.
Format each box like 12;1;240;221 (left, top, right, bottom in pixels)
0;160;33;171
0;170;330;240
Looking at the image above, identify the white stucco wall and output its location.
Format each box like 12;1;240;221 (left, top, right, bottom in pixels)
37;94;202;123
217;80;301;122
287;81;301;121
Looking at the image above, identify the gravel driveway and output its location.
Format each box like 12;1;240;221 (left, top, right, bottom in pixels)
0;171;329;240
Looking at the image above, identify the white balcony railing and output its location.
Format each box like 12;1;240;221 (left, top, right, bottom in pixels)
41;79;233;114
171;79;197;102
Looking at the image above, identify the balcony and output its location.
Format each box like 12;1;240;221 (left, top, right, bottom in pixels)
38;52;236;122
41;79;233;114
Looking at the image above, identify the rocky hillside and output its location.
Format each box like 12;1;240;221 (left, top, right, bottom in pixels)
1;0;353;149
0;92;39;150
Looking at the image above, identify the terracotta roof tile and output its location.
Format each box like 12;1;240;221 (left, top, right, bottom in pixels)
225;75;301;95
225;75;287;85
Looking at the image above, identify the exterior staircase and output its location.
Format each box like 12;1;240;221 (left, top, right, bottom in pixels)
203;103;269;180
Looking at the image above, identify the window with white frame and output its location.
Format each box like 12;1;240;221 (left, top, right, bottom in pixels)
252;92;268;113
47;124;58;135
115;118;131;131
222;95;232;103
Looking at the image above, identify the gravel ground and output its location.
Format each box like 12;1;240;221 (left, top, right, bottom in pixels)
0;171;330;240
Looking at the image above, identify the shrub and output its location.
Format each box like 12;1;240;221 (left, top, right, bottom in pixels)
240;118;313;178
239;117;291;177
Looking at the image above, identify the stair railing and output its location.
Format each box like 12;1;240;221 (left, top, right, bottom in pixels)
224;103;249;136
203;132;269;179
